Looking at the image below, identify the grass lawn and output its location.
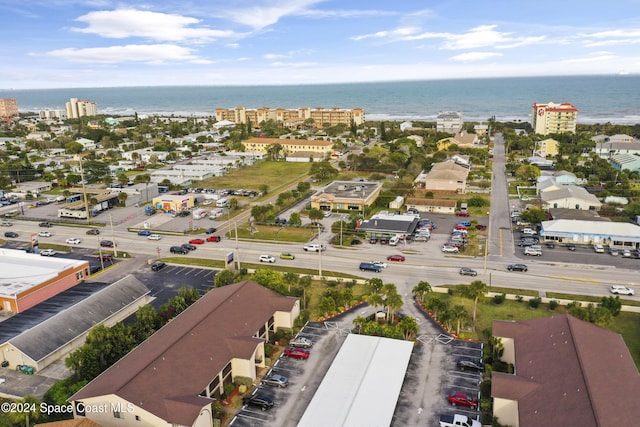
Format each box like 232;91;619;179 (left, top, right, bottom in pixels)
197;160;310;190
232;224;317;243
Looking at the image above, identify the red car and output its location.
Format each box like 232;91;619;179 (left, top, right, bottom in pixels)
475;224;487;230
456;211;470;217
387;255;406;262
454;224;467;230
447;392;478;409
284;347;310;359
206;235;222;242
189;238;205;245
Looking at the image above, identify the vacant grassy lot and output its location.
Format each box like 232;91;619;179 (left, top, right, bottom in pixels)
232;224;318;243
198;160;310;190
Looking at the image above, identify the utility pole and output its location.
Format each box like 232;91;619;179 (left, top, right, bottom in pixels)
109;213;118;257
77;154;91;225
234;221;241;270
317;223;323;277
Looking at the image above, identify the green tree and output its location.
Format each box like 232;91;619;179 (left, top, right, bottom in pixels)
412;281;432;304
9;395;44;427
284;272;300;293
450;305;469;336
289;212;302;226
319;296;337;316
117;172;129;186
308;208;325;222
515;164;541;181
397;316;418;340
64;141;84;154
600;296;622;317
366;277;384;294
117;192;128;206
131;304;161;342
309;161;338;181
465;280;488;327
298;275;313;310
214;269;236;287
382;283;403;322
519;207;547;224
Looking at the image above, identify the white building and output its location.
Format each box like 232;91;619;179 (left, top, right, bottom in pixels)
436;111;464;134
66;98;98;119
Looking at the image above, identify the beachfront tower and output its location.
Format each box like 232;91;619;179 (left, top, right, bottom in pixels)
532;102;578;135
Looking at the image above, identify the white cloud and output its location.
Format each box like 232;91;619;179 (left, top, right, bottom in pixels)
218;0;324;30
46;44;210;64
72;8;236;42
450;52;503;62
264;53;289;60
351;26;422;41
560;51;618;64
270;61;317;68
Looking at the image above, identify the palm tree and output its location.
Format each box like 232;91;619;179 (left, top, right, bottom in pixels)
283;272;299;293
467;280;488;327
397;316;418;340
382;283;403;322
450;305;469;336
412;281;432;304
425;295;448;320
365;293;385;315
366;277;383;294
352;315;368;333
298;275;312;310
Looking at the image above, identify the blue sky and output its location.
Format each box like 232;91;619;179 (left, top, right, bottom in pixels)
2;0;640;89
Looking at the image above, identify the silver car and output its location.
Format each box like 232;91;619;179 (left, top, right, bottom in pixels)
261;373;289;388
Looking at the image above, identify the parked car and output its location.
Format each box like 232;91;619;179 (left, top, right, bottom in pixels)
39;222;53;228
545;241;556;248
242;394;274;411
66;237;82;245
181;243;197;251
521;228;537;235
608;247;619;256
100;254;113;262
386;254;406;262
609;285;635;296
457;358;485;372
475;224;487;230
151;261;167;271
517;238;539;246
456;220;471;227
261;373;289;388
524;246;542;256
170;246;189;254
137;229;152;236
205;227;218;234
455;211;470;217
622;248;632;258
206;235;222;242
593;244;605;253
289;336;313;348
280;252;295;260
147;234;162;240
100;240;115;248
259;255;276;263
283;347;310;359
459;267;477;276
38;230;52;237
40;249;56;256
86;228;100;235
507;263;528;272
189;238;205;245
447;392;479;409
566;243;576;251
442;245;459;254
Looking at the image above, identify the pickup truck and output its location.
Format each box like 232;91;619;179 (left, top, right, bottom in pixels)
303;243;326;252
439;414;481;427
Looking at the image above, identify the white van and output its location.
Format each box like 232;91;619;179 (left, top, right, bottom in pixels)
389;236;400;246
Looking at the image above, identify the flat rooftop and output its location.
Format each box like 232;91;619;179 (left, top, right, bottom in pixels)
319;181;381;199
0;249;88;297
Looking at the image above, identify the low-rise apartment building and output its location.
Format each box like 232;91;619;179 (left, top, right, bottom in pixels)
215;106;364;129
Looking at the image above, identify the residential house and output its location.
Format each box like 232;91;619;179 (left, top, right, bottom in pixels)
414;160;470;194
540;185;602;210
70;280;299;427
405;198;457;214
492;315;640;427
436;111;463;134
534;138;559;158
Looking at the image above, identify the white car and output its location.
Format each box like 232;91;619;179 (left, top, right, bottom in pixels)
521;228;537;235
323;210;331;217
442;245;459;254
371;261;388;269
0;221;12;227
66;237;82;245
40;249;56;256
147;234;162;240
259;255;276;263
610;285;635;296
524;246;542;256
38;230;52;237
593;244;605;253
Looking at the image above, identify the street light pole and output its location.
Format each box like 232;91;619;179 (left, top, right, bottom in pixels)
317;223;322;277
77;154;91;225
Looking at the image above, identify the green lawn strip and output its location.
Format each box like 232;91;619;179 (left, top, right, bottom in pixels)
197;161;311;190
608;311;640;367
546;291;640;307
230;225;317;242
440;284;539;297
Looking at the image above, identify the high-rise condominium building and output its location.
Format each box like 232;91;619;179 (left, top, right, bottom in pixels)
531;102;578;135
0;98;19;118
215;106;364;129
65;97;98;119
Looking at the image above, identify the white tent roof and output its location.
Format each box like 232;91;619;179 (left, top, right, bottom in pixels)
297;334;413;427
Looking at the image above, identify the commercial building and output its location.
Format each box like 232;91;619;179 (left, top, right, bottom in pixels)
0;276;150;374
609;153;640;173
151;194;195;213
0;98;19;118
355;212;420;240
413;160;470;194
242;137;334;156
65;98;98;119
310;180;382;212
540;185;602;210
297;334;413;427
215;106;365;129
492;315;640;427
531;102;578;135
405;198;457;214
540;219;640;247
0;249;89;313
436;111;464;134
71;280;299;427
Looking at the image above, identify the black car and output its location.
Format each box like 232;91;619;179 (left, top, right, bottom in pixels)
39;222;53;228
457;358;485;372
4;231;18;238
566;244;576;251
507;263;528;272
100;240;115;248
86;228;100;235
205;227;217;234
545;241;556;248
181;243;197;251
242;394;274;411
170;246;189;254
517;238;539;246
459;267;478;277
151;261;167;271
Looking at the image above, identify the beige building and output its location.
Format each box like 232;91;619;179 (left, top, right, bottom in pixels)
414;160;470;194
243;137;334;155
311;181;382;212
0;98;18;117
436;111;463;134
71;280;300;427
66;97;98;119
534;138;560;157
531;102;577;135
215;106;364;129
405;198;457;214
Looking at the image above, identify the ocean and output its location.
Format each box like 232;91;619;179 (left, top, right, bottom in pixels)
1;75;639;124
